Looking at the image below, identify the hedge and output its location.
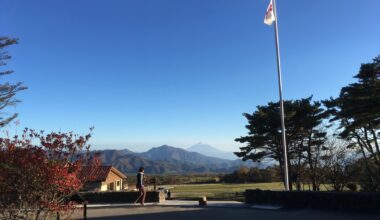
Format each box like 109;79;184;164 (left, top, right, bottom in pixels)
245;189;380;213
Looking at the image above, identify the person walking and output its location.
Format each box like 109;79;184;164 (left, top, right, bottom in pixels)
134;167;146;206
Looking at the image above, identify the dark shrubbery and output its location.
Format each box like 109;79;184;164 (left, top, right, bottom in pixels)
245;189;380;213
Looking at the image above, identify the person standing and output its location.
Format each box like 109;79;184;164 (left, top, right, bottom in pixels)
134;167;146;206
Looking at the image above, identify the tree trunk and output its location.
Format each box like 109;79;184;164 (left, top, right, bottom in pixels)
288;158;293;191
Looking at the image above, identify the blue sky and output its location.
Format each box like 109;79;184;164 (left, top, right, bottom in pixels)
1;0;380;152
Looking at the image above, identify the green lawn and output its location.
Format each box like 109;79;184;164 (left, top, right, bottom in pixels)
159;182;351;201
166;182;285;201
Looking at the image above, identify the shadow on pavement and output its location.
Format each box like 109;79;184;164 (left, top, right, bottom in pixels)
88;206;380;220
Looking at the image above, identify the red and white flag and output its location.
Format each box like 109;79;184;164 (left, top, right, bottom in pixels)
264;0;276;25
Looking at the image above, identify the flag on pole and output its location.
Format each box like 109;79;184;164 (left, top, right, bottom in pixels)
264;0;276;25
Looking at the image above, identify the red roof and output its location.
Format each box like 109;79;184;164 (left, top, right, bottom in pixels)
78;165;126;182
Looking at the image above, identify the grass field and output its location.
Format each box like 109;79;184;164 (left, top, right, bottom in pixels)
166;182;285;201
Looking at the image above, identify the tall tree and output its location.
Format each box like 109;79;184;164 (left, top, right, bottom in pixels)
0;36;27;127
324;55;380;191
235;97;327;190
292;98;327;191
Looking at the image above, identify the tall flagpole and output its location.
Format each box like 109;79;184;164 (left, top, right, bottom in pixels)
272;0;290;191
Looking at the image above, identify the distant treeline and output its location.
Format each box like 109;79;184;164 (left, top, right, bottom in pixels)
126;173;221;186
221;167;280;183
126;168;279;186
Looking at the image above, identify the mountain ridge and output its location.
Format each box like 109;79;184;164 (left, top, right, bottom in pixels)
93;145;265;174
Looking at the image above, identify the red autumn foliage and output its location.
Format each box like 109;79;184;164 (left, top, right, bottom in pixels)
0;128;99;219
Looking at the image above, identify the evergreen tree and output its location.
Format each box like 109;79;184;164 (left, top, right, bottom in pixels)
0;36;27;127
235;97;327;190
324;55;380;191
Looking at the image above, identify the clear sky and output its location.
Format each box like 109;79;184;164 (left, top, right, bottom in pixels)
1;0;380;152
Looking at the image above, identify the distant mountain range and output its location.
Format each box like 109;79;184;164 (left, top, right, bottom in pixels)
93;145;268;175
187;142;237;160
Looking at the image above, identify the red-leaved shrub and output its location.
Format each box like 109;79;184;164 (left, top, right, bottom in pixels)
0;128;99;219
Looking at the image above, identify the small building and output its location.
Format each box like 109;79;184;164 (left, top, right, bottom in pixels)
79;165;127;192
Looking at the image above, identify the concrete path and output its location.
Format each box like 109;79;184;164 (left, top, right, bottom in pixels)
85;200;379;220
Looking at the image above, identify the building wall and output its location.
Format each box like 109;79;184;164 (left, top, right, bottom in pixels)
103;170;124;191
105;170;123;185
100;183;108;191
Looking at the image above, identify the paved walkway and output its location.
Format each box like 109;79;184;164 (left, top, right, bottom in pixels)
85;200;379;220
87;200;248;208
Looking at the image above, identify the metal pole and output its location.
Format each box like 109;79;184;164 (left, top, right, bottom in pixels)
272;0;290;191
83;202;87;220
